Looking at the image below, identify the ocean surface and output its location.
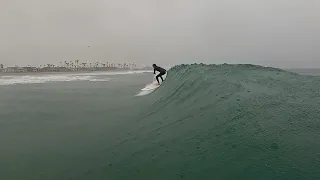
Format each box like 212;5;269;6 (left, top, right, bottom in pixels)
1;65;320;180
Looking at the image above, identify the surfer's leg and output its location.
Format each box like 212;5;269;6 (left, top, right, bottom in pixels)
160;72;165;82
155;74;160;84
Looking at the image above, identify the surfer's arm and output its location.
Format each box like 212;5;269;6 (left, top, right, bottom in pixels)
154;69;156;74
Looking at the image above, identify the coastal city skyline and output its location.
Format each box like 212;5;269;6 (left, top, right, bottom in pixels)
0;60;152;73
0;60;150;68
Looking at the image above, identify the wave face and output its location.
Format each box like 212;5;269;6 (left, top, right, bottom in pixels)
113;64;320;179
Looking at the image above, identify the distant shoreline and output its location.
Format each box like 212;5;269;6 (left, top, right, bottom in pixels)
0;69;152;76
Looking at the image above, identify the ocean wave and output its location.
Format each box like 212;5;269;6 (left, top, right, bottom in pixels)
126;64;320;179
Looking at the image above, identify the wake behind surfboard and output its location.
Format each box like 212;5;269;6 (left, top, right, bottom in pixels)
136;72;167;96
141;83;160;91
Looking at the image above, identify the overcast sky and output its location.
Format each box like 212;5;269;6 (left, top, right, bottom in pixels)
1;0;319;68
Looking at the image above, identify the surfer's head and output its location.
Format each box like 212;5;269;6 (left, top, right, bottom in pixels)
152;64;157;68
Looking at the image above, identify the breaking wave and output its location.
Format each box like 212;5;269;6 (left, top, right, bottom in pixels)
114;64;320;179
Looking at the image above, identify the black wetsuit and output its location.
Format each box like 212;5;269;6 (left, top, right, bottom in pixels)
154;66;166;83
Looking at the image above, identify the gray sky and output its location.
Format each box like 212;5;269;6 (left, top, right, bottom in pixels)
1;0;319;68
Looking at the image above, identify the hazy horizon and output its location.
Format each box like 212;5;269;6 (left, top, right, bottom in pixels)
1;0;319;68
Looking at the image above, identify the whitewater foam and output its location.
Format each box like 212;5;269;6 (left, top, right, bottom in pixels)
0;70;152;85
0;74;109;85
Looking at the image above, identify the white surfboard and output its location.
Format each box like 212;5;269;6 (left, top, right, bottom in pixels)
136;72;167;96
141;83;160;91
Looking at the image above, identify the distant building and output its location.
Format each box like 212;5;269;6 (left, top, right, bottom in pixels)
22;67;38;72
56;67;69;72
5;67;15;73
38;67;69;72
5;67;26;73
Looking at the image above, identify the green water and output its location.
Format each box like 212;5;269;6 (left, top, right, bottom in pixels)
0;73;152;180
1;64;320;180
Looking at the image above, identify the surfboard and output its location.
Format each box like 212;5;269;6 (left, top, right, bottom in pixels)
141;83;160;91
139;72;167;92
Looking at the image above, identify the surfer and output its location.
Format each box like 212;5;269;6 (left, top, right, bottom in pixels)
153;64;166;85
